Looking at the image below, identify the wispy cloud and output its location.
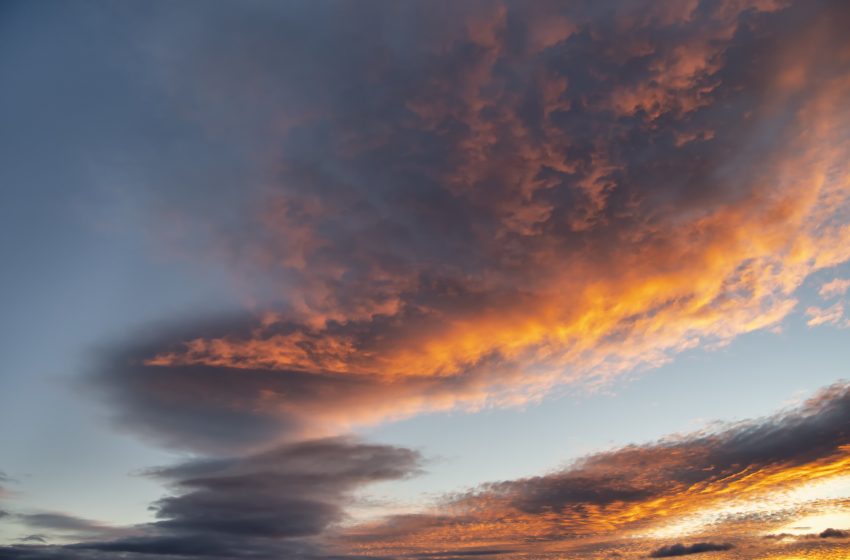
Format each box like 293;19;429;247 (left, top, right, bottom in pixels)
806;302;847;327
819;278;850;299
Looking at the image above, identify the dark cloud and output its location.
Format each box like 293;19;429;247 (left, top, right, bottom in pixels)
819;528;849;539
339;383;850;556
0;437;420;559
88;323;528;453
649;542;734;557
19;536;48;544
75;0;850;457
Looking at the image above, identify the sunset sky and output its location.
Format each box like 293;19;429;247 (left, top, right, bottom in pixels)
2;1;850;558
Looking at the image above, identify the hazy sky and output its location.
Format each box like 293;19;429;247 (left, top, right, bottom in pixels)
2;1;850;559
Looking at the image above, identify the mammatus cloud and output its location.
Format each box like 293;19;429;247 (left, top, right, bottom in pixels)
83;0;850;454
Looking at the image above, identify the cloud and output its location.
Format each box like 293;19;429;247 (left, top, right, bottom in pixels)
338;383;850;558
89;329;512;453
805;302;847;327
76;0;850;455
15;513;119;537
8;384;850;559
649;542;734;557
819;278;850;299
819;528;849;538
0;437;420;559
9;0;850;558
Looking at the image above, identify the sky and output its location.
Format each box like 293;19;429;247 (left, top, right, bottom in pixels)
1;0;850;558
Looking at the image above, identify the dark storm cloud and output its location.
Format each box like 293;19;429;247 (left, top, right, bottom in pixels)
649;542;734;557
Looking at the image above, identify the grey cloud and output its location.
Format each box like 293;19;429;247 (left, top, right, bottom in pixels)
17;513;115;536
819;528;849;539
649;542;734;557
0;437;421;560
76;0;850;457
341;383;850;554
20;536;48;544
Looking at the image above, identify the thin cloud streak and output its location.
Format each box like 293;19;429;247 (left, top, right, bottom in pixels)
0;438;421;559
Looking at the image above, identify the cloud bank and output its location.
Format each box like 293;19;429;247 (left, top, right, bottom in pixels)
649;542;733;557
0;438;420;559
80;0;850;456
339;383;850;558
5;0;850;558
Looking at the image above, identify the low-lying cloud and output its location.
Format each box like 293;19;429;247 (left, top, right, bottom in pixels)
649;542;734;557
6;0;850;559
339;383;850;558
0;438;420;559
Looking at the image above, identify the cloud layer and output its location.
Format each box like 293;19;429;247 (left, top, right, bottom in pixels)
338;383;850;558
7;383;850;559
82;0;850;455
0;438;420;559
5;0;850;559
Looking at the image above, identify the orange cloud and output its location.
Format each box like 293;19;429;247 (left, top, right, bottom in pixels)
335;384;850;559
112;0;850;446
